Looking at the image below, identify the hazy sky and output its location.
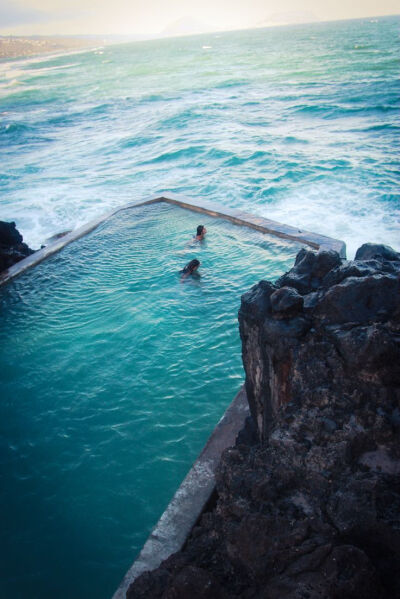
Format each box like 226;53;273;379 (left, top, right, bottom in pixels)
0;0;399;36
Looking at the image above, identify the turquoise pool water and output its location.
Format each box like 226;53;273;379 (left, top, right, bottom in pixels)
0;203;302;598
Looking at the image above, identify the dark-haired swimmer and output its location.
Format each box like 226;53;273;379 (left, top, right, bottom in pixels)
180;259;200;281
183;225;207;250
194;225;207;241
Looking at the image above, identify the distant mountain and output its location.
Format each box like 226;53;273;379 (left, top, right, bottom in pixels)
160;16;215;37
257;10;318;28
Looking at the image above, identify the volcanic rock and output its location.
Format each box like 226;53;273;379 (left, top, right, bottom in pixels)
127;243;400;599
0;221;35;273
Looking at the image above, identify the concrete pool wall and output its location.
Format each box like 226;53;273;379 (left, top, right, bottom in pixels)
112;387;250;599
0;193;346;598
0;192;346;288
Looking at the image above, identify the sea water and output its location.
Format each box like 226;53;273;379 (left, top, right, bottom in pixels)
0;16;399;258
0;203;302;598
0;15;399;599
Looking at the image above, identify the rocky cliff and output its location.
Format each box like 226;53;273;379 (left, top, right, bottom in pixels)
127;243;400;599
0;221;35;273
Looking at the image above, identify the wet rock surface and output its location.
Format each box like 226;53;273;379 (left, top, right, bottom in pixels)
0;221;35;273
127;244;400;599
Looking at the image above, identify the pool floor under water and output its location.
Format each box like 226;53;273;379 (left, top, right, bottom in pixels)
0;203;302;599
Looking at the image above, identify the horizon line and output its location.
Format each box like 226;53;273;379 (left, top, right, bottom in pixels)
0;12;399;43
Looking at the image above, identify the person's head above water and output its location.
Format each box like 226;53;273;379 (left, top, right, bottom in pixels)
181;259;200;275
195;225;207;239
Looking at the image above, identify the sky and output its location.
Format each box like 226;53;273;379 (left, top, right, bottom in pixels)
0;0;399;37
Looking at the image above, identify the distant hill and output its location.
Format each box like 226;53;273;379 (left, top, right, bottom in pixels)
160;16;215;38
257;10;318;28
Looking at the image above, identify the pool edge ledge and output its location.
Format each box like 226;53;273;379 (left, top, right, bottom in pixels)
111;386;249;599
0;193;346;288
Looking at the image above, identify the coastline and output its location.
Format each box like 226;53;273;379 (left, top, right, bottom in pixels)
0;35;108;61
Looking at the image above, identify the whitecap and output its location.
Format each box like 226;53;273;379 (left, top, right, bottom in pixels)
262;181;400;259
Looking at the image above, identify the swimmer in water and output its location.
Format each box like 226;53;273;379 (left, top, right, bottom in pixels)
180;225;207;254
180;259;200;281
184;225;207;248
194;225;207;241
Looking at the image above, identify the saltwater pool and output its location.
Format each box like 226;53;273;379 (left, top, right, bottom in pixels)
0;202;302;599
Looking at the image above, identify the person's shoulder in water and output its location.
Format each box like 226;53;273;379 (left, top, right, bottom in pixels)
180;259;200;281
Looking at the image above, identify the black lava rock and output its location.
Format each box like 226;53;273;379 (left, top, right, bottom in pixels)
127;243;400;599
355;243;400;262
0;220;35;273
276;248;342;294
270;286;304;318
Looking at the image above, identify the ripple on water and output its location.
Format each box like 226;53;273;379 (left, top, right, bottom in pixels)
0;16;399;598
0;202;302;599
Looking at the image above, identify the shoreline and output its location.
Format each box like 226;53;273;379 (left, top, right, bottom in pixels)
0;35;109;61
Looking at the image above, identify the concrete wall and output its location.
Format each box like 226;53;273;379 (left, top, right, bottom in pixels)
0;193;346;288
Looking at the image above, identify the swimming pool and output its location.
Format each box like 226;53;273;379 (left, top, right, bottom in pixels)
0;202;303;599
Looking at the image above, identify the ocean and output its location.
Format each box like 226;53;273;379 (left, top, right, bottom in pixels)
0;15;399;599
0;16;399;258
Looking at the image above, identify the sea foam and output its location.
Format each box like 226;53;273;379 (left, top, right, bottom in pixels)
0;16;399;256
